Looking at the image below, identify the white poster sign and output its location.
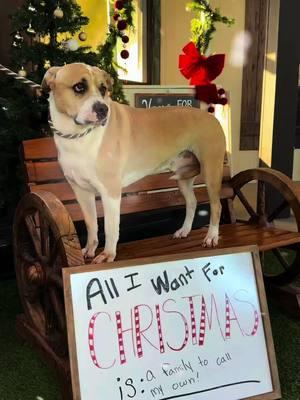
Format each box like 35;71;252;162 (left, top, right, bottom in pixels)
63;246;280;400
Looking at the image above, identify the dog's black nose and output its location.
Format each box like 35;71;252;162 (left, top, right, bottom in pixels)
92;102;108;120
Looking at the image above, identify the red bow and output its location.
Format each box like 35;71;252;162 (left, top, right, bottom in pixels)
178;42;226;107
179;42;225;85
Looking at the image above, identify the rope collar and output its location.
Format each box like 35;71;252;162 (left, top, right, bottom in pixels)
48;120;96;139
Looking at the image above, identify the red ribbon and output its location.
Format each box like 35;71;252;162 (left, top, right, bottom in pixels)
179;42;225;105
179;41;225;85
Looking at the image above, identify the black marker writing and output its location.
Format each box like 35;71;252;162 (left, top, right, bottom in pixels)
86;277;119;310
124;272;142;292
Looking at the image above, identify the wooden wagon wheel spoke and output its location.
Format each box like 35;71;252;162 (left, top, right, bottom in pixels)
39;212;50;258
48;238;64;271
43;290;55;335
25;215;42;259
47;270;63;290
234;188;257;219
271;248;290;271
24;287;40;304
49;287;66;333
257;181;266;216
268;199;289;223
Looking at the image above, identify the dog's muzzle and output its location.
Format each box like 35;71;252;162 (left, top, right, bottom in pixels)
92;102;109;126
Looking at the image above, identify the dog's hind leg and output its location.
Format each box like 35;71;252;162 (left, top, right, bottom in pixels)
202;158;224;247
173;177;197;238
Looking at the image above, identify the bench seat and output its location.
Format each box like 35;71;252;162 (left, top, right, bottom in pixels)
113;223;300;260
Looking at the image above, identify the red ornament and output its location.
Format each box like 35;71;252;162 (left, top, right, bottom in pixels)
208;106;215;113
218;88;225;95
115;1;124;10
121;49;129;59
219;97;228;105
195;84;219;104
113;13;120;21
117;20;127;31
122;35;129;43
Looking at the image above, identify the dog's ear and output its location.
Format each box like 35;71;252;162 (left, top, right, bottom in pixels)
92;67;114;96
103;71;114;95
41;66;61;93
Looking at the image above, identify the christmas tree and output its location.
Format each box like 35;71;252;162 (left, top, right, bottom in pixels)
10;0;101;83
10;0;132;102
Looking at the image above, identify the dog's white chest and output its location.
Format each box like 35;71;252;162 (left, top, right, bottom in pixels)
55;132;103;193
63;156;97;191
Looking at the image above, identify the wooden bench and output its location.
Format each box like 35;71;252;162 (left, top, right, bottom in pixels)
13;136;300;399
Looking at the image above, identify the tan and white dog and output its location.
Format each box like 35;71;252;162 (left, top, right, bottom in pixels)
42;63;226;263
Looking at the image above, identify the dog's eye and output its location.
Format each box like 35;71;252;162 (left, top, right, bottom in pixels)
99;84;107;97
73;82;87;94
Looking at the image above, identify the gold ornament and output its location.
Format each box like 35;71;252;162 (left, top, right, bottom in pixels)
44;60;51;70
18;67;27;77
78;31;87;41
53;6;64;18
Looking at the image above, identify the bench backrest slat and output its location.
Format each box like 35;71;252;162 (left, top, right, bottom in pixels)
22;137;232;222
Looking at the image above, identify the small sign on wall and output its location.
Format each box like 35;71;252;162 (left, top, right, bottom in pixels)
135;93;200;108
63;246;281;400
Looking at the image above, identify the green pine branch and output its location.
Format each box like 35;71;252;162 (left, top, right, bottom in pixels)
186;0;234;53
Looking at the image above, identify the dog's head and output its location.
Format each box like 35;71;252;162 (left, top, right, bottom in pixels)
42;63;113;127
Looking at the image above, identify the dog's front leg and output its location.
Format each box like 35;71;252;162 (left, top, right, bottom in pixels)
92;189;121;263
70;183;98;259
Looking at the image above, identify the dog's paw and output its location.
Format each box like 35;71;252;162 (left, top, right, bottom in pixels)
202;225;219;247
82;247;95;259
202;234;219;247
92;250;116;264
173;227;190;239
82;240;98;259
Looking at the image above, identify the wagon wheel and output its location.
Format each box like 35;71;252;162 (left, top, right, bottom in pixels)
13;190;84;356
231;168;300;285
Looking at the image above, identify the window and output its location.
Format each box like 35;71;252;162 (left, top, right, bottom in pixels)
116;0;148;83
76;0;109;50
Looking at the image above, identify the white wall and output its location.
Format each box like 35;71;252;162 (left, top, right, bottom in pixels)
209;0;259;175
160;0;191;85
160;0;260;175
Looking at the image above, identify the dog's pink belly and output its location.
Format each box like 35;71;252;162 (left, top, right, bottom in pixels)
122;150;200;187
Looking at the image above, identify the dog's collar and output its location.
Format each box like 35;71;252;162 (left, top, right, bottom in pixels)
48;120;96;140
